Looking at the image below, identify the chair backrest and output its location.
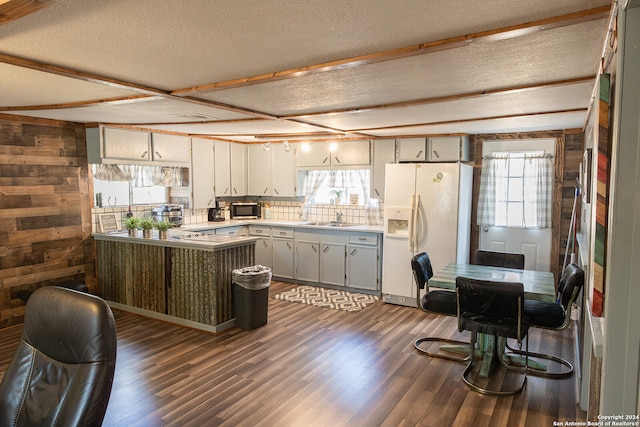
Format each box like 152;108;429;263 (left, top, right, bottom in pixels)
411;252;434;290
474;249;525;270
557;262;585;309
0;286;117;427
456;276;526;341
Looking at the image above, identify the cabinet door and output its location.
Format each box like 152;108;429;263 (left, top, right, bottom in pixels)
397;138;427;162
428;136;469;162
191;138;215;209
296;142;330;167
247;144;271;196
332;140;370;166
254;237;273;267
103;127;150;161
371;139;396;200
214;141;231;197
151;133;191;163
230;143;246;196
347;244;379;291
272;145;296;197
320;243;346;286
295;240;320;282
272;238;294;279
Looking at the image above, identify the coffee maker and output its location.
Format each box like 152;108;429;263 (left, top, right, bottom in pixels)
208;200;225;222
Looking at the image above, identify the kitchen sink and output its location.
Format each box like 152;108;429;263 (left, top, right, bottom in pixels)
297;221;355;227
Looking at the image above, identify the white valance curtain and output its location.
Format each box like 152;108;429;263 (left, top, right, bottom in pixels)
477;153;553;228
92;164;184;187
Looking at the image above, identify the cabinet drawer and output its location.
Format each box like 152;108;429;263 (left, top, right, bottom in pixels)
349;232;378;245
272;227;294;239
216;226;247;236
249;225;272;236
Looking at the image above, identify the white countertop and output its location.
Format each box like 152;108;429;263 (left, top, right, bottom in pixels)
181;219;384;233
93;230;257;251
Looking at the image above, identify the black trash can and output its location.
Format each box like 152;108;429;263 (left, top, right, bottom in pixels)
232;265;272;330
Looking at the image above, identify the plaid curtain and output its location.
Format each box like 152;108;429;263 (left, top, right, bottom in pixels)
523;154;553;228
477;154;509;225
477;153;553;228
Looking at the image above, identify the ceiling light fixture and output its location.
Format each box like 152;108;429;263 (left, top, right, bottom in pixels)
301;142;311;152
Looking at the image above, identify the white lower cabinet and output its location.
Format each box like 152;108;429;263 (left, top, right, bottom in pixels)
295;239;320;282
272;227;294;279
347;232;380;291
250;225;273;267
320;243;346;286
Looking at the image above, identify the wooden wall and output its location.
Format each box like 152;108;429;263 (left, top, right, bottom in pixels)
0;114;94;329
469;130;584;282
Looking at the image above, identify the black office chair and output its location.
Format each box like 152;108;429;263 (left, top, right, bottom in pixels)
0;286;117;427
412;252;468;363
474;249;525;270
456;276;529;396
505;262;585;378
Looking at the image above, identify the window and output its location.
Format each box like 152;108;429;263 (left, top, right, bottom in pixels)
478;151;553;228
91;164;182;207
302;169;370;206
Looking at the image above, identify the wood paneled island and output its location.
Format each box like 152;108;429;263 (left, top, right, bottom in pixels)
94;232;255;332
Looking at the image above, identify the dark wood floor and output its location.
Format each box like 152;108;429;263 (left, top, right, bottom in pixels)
0;281;586;427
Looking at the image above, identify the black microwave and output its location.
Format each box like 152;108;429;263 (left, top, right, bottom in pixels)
230;202;261;219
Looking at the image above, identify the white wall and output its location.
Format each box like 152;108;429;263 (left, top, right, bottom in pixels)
600;0;640;416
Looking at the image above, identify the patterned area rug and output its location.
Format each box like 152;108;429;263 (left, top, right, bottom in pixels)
273;286;379;312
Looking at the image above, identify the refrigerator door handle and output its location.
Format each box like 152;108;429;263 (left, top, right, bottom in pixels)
408;194;418;252
412;193;421;251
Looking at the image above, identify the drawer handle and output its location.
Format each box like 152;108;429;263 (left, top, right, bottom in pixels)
279;231;287;235
350;249;357;256
256;229;262;233
358;237;366;241
262;241;268;248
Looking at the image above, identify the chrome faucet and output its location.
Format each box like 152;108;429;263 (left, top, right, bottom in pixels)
335;211;344;223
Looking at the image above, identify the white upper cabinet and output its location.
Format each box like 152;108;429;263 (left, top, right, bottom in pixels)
230;142;247;196
248;144;296;197
151;133;191;164
427;136;470;162
271;145;296;197
371;139;396;200
87;127;151;164
87;126;191;165
247;144;272;196
397;138;427;162
214;141;231;197
191;138;215;209
296;140;370;167
332;140;370;166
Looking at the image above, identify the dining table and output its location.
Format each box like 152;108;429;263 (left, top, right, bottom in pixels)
427;263;557;377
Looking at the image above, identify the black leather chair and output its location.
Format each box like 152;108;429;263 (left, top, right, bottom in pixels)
474;249;525;270
412;252;467;362
505;262;585;378
456;276;529;396
0;286;117;427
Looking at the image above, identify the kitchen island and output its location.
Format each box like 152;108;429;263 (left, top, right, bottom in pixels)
94;232;256;332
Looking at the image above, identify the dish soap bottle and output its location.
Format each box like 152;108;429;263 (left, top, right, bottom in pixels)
263;203;271;219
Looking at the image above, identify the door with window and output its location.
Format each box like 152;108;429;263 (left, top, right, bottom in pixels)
478;140;555;271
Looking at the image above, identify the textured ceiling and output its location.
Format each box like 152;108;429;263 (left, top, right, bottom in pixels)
0;0;612;142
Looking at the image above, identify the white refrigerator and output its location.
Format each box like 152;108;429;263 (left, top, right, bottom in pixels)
381;162;473;306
